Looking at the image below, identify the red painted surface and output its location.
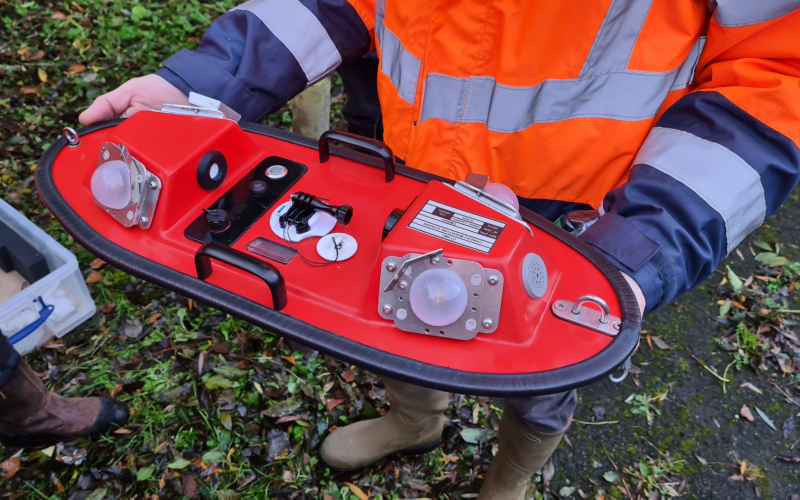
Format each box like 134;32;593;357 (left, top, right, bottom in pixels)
51;111;618;374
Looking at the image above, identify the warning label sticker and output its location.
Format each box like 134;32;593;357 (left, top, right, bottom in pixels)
408;200;506;253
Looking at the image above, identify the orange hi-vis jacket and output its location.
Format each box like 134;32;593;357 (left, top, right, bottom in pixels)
158;0;800;311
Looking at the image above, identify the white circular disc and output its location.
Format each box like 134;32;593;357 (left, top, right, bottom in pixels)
270;201;336;242
316;233;357;262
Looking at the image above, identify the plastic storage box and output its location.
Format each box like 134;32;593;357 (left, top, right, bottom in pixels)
0;198;96;355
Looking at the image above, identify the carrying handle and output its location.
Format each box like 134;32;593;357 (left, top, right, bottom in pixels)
319;130;396;183
195;243;288;311
9;297;55;345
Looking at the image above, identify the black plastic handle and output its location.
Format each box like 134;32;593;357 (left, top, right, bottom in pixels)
319;130;395;183
195;242;288;311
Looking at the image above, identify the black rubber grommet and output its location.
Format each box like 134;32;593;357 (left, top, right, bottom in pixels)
197;150;227;190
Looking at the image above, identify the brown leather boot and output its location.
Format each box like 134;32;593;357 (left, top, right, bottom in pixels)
319;377;449;471
0;359;129;448
479;408;569;500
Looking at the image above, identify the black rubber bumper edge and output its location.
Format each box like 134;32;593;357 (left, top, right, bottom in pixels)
35;119;641;397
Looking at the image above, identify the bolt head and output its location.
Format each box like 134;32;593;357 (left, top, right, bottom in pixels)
431;257;440;265
382;305;393;314
386;262;396;272
140;216;149;224
149;180;158;189
488;275;499;285
482;318;493;329
398;281;408;291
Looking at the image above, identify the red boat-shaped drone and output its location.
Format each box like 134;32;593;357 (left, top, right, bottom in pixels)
36;100;640;396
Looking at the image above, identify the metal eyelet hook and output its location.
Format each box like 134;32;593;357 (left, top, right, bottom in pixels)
571;295;610;324
63;127;81;147
608;356;632;383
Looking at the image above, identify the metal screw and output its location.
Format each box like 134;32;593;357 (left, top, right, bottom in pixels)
430;257;440;265
149;180;158;189
140;216;149;224
612;321;621;331
382;305;393;314
398;281;408;291
386;262;396;272
488;275;499;285
555;303;566;310
482;318;493;329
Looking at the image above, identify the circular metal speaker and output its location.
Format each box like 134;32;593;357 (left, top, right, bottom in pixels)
522;253;548;299
197;150;227;190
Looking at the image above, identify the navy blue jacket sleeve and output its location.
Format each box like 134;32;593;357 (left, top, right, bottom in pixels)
156;1;371;122
580;91;800;314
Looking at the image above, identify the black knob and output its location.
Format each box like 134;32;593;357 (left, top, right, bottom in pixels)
382;208;405;240
204;209;230;234
250;180;267;197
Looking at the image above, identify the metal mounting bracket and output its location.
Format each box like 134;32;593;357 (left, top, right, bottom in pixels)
551;295;621;337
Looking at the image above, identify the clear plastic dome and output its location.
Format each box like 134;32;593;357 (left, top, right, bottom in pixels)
91;160;131;210
484;182;520;211
409;269;469;327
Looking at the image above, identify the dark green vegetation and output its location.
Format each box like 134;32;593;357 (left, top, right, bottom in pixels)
2;2;800;499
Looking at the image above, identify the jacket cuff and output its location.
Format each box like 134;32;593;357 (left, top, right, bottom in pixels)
579;213;664;314
155;67;193;97
158;49;269;121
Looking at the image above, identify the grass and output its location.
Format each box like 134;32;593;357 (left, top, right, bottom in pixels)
3;1;800;499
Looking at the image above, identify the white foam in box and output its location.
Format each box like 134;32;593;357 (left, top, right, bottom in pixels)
0;198;96;355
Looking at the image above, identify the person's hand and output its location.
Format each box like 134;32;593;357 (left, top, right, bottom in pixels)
79;74;189;126
620;272;646;317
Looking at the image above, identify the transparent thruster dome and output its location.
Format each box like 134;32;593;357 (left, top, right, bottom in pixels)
409;269;469;327
91;160;132;210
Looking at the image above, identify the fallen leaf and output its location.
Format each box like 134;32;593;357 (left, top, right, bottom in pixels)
19;86;39;95
85;271;103;284
755;406;778;431
89;258;106;269
741;405;754;422
168;458;192;470
783;416;796;440
182;475;199;498
0;457;20;479
325;398;345;411
342;369;355;383
136;465;155;482
592;406;606;421
695;454;707;466
100;303;116;314
777;455;800;463
344;482;369;500
778;355;795;374
149;313;162;324
51;11;66;19
53;475;66;493
204;374;234;390
68;63;86;74
651;336;673;350
113;428;130;434
282;355;296;365
739;382;762;394
459;427;497;444
728;474;744;481
38;68;47;82
727;266;743;293
323;494;334;500
559;486;577;497
220;411;233;431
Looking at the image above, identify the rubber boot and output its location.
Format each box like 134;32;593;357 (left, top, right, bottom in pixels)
479;408;569;500
320;377;449;471
0;359;129;448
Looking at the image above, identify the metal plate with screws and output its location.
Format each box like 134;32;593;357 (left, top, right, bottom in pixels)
378;252;504;340
551;295;620;337
95;143;161;230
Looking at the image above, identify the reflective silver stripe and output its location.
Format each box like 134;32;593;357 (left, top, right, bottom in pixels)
634;127;766;253
420;39;703;131
233;0;341;83
713;0;800;27
375;0;421;105
670;37;705;90
580;0;654;77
